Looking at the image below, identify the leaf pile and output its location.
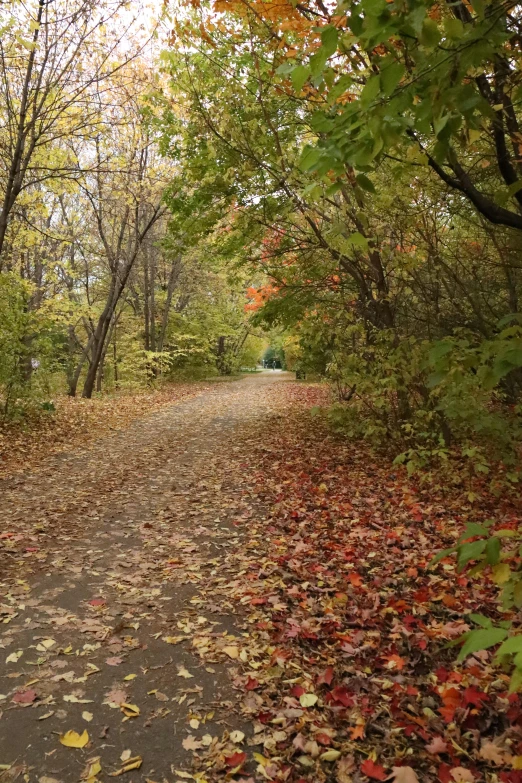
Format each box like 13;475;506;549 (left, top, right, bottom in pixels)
187;404;522;783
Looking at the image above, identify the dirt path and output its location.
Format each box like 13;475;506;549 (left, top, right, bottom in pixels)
0;373;294;783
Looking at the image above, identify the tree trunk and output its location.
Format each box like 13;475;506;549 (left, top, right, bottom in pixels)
157;253;182;353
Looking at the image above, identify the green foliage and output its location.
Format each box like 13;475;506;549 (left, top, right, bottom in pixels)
431;520;522;691
0;273;66;417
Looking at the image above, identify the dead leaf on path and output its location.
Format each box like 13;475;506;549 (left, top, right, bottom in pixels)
120;703;139;718
12;689;37;704
104;688;126;706
230;730;245;743
82;711;93;722
81;758;101;782
182;736;202;751
163;636;186;645
177;666;193;679
222;645;239;659
224;751;247;768
108;757;142;776
59;730;89;748
105;657;123;666
36;639;56;651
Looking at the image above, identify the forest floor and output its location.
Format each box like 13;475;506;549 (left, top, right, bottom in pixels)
1;374;521;783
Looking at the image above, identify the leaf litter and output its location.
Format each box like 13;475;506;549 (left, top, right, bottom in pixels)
0;374;520;783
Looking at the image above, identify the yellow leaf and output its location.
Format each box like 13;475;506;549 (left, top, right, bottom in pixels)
299;693;318;708
59;730;89;748
120;703;140;718
82;711;93;722
492;563;511;585
82;758;101;781
320;750;340;761
222;646;239;659
108;757;142;776
123;674;137;681
512;756;522;770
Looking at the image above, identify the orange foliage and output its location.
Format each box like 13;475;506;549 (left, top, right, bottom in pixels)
245;283;279;311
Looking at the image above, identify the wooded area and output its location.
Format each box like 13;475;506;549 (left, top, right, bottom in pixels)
1;0;522;780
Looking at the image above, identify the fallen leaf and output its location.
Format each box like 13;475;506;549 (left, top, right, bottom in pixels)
120;703;140;718
222;645;239;659
82;711;93;722
230;730;245;744
224;751;247;768
337;755;356;783
177;666;193;679
81;758;101;781
425;737;448;755
450;769;474;783
388;768;420;783
299;693;318;708
321;750;341;762
108;756;142;776
59;730;89;748
12;689;37;704
479;740;507;765
182;736;202;751
361;758;387;781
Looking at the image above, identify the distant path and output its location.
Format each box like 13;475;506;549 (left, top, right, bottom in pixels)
0;372;294;782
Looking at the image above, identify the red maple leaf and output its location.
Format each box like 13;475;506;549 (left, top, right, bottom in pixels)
462;686;488;708
317;666;334;686
361;758;387;780
315;733;332;746
224;751;247;768
12;689;37;704
330;685;353;707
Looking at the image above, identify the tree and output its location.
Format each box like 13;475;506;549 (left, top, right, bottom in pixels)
0;0;148;264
